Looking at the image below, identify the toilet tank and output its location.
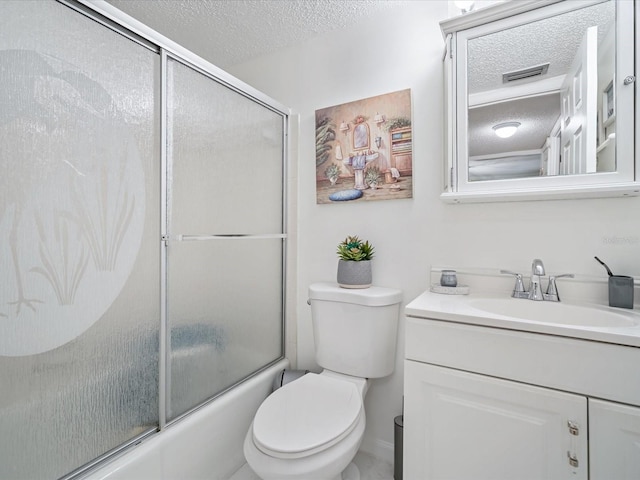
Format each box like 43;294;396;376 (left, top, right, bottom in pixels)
308;282;402;378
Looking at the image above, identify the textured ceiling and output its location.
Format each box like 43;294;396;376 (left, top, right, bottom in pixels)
468;93;561;157
105;0;411;68
468;1;615;94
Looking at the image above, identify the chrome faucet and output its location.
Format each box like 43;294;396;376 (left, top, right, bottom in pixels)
501;259;573;302
528;259;546;301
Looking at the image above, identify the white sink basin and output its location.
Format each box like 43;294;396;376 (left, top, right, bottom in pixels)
468;298;638;328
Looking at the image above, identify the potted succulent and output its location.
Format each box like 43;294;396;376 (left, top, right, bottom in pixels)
336;235;375;289
365;166;381;189
324;163;341;185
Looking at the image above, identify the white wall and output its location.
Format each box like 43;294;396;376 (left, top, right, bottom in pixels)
230;0;640;461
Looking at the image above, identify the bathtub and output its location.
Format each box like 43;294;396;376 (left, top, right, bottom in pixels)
85;359;289;480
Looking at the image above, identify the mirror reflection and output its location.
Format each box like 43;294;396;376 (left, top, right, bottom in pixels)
466;0;616;182
353;122;370;150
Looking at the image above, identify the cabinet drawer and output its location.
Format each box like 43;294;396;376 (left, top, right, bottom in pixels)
406;316;640;406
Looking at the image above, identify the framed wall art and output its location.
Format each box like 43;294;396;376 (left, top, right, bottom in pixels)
315;89;413;204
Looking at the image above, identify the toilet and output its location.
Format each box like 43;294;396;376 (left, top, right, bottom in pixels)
243;282;402;480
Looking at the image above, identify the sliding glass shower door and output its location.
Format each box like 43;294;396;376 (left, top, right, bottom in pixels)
0;1;287;477
0;1;160;478
165;57;286;420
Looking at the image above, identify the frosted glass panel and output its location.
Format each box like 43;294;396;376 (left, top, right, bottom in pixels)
0;1;160;478
167;239;283;420
166;57;285;420
167;58;284;234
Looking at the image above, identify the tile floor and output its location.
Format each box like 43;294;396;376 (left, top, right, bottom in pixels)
229;450;394;480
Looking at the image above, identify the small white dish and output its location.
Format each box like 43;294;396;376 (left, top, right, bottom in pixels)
430;284;470;295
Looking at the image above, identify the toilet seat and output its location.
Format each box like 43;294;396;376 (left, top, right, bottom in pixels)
252;373;362;459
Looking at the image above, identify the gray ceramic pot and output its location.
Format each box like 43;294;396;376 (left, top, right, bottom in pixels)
337;259;372;289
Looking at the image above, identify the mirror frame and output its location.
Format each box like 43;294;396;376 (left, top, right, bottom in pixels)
440;0;640;203
352;121;370;151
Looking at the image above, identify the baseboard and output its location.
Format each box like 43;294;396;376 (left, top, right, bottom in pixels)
359;437;395;465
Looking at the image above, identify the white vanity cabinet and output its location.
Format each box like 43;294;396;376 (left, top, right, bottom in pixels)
590;399;640;479
405;361;588;479
403;297;640;480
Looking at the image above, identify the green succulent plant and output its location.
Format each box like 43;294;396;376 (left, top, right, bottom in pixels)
316;116;336;167
384;116;411;132
324;163;341;179
365;166;381;186
337;235;375;261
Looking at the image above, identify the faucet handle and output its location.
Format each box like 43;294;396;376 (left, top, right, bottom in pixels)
545;273;575;301
551;273;575;280
501;270;526;296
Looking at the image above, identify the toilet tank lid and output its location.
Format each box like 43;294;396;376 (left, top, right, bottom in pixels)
309;282;402;306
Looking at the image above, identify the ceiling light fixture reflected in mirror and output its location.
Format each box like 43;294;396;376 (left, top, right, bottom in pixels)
492;121;520;138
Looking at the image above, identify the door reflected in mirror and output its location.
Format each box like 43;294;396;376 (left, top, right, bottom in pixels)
466;0;616;182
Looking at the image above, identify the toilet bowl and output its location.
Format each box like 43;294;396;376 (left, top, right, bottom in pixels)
244;282;402;480
244;371;368;480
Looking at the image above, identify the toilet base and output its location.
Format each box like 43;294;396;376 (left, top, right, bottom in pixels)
316;462;360;480
342;462;360;480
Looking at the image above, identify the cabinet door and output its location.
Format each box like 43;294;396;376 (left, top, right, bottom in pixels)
404;361;588;480
590;399;640;479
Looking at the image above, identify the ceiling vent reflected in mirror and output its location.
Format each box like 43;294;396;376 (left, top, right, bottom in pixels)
502;63;550;83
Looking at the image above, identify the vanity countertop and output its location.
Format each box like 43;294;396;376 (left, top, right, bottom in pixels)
406;291;640;348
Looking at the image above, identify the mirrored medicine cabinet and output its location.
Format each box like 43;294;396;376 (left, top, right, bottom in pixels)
440;0;640;203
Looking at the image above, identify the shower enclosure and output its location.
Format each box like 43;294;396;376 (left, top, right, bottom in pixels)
0;1;288;478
